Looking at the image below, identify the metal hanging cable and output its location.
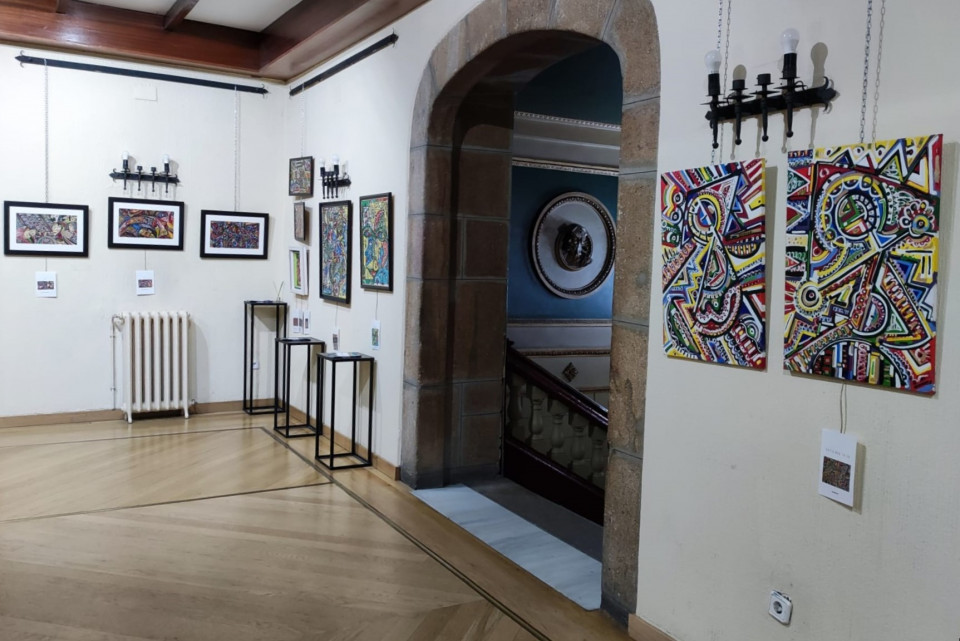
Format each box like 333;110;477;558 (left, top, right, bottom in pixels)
234;89;241;211
859;0;873;144
871;0;886;143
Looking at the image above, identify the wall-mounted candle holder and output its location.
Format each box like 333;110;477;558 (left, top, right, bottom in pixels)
110;152;179;193
703;29;837;147
319;155;351;199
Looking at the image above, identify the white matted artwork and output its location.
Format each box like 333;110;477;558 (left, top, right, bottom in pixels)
289;246;308;296
107;197;184;250
819;429;857;507
35;271;57;298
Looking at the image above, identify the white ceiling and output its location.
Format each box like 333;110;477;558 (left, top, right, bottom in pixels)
88;0;303;31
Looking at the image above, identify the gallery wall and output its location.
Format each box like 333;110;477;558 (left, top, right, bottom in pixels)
640;1;960;640
276;0;483;467
0;46;286;416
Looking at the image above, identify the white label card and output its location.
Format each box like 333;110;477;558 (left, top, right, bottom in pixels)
136;270;155;296
371;319;381;351
35;271;57;298
819;429;857;507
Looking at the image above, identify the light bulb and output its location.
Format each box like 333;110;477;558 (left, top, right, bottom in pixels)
704;49;721;74
162;154;169;164
332;154;340;166
318;158;325;170
122;151;129;161
781;28;800;55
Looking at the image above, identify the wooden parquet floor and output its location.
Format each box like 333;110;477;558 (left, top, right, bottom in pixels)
0;413;627;641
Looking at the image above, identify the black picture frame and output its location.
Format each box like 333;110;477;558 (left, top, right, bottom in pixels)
107;197;185;250
199;210;270;259
3;201;90;257
358;192;394;292
289;156;314;197
319;199;353;304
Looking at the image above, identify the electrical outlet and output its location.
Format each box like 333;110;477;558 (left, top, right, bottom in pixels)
769;591;792;625
252;361;259;370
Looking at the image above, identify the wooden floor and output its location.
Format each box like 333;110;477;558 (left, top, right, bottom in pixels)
0;413;629;641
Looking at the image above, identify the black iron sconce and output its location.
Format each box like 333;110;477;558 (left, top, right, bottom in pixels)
319;155;351;199
704;29;837;147
110;152;180;193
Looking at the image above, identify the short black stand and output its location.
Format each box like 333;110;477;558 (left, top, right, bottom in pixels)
274;337;327;438
243;300;287;415
314;352;375;470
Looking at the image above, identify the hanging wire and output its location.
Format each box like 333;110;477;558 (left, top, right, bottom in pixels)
43;59;50;204
710;0;724;164
719;0;732;161
859;0;873;144
839;383;848;434
234;88;241;211
871;0;886;143
300;90;306;158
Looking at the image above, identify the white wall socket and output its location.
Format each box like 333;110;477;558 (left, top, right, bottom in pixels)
769;591;792;625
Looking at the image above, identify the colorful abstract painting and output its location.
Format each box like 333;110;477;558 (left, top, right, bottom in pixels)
320;200;352;304
108;198;184;250
359;193;393;291
4;201;89;257
784;135;941;394
200;211;269;259
661;159;767;369
289;156;314;197
119;209;174;239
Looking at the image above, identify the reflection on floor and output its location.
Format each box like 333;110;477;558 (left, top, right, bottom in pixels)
413;482;602;610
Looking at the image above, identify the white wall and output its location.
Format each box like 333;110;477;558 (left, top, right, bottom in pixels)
277;0;482;466
0;46;286;416
639;1;960;640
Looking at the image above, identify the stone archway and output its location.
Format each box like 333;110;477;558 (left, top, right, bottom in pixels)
402;0;659;621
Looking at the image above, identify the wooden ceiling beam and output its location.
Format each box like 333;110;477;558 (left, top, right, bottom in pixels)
0;1;263;74
260;0;367;67
163;0;200;30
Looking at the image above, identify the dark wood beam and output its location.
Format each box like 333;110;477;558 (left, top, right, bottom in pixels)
0;1;263;74
163;0;199;30
260;0;366;67
260;0;431;80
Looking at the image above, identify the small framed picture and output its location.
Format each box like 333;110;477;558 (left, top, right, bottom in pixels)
4;201;89;257
294;202;308;242
359;192;393;292
320;200;352;304
289;246;308;296
289;156;314;197
199;210;269;259
107;197;184;250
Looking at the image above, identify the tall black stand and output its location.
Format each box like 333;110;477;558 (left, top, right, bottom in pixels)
243;300;287;415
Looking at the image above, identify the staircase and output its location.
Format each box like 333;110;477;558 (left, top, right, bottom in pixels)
504;344;608;524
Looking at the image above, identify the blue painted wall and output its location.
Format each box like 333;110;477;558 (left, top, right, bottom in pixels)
507;166;619;319
515;45;622;124
507;45;621;320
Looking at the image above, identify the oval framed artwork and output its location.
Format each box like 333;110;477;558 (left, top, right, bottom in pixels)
529;192;616;299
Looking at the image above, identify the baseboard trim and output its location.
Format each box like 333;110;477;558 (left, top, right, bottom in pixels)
0;409;126;429
628;614;678;641
283;407;400;481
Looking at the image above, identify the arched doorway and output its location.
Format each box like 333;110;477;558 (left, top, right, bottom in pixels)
402;0;659;621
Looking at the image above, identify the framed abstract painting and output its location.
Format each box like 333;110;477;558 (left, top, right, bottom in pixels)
107;197;184;250
783;134;941;394
289;246;308;296
4;201;89;256
289;156;314;197
661;159;767;370
294;202;308;242
359;192;393;292
199;210;269;259
320;199;352;304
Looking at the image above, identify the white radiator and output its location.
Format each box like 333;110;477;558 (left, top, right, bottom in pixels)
115;311;190;423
